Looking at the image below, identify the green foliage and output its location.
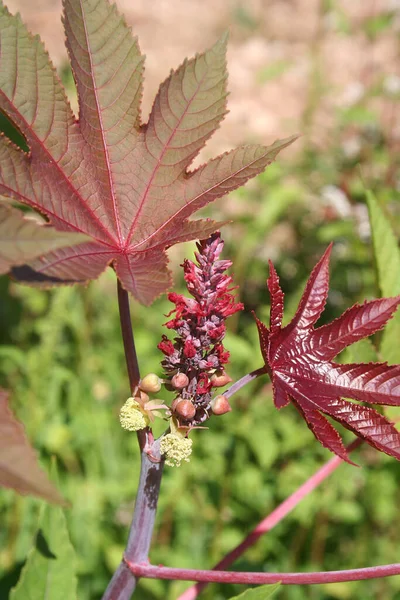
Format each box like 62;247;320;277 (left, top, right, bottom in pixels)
367;191;400;363
10;477;77;600
229;583;281;599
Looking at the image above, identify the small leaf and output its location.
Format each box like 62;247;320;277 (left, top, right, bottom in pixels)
367;190;400;363
0;203;88;274
0;389;65;504
255;247;400;462
10;486;77;600
229;583;281;599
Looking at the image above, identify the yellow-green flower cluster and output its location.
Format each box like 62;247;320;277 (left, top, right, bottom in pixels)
160;433;193;467
119;397;150;431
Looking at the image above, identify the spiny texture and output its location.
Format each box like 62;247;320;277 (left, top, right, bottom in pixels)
0;0;296;304
158;232;242;426
255;245;400;464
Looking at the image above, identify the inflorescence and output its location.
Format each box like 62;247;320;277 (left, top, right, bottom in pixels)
119;232;242;466
158;232;243;427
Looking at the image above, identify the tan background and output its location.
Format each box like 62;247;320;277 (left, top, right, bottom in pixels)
5;0;400;160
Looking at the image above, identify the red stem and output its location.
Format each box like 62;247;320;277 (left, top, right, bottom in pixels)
117;279;141;395
126;559;400;585
177;438;363;600
224;367;267;399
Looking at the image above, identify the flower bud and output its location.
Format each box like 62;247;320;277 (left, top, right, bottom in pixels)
171;373;189;390
172;398;196;421
211;394;232;416
140;373;162;393
211;370;232;388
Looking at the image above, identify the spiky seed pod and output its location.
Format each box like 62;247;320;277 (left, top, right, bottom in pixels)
140;373;162;393
211;370;232;387
171;372;189;390
211;394;232;415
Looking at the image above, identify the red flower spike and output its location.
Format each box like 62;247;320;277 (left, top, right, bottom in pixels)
255;246;400;463
159;232;242;426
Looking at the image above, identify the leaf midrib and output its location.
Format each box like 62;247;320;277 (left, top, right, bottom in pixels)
124;60;211;250
0;90;116;246
77;0;123;245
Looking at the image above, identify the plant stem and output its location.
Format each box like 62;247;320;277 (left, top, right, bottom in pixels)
126;560;400;585
178;438;362;600
224;367;266;399
101;283;165;600
117;280;141;395
103;441;164;600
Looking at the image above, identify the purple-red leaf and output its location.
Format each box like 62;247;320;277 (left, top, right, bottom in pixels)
0;1;296;304
256;247;400;463
0;203;88;275
0;389;65;504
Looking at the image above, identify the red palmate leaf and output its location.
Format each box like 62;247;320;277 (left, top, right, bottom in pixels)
0;0;296;304
0;202;88;274
255;245;400;463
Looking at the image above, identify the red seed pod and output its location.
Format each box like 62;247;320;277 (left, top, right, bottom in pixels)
171;396;182;412
171;373;189;390
211;394;232;415
173;398;196;421
211;371;232;388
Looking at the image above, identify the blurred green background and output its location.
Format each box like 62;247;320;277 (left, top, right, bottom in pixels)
2;0;400;599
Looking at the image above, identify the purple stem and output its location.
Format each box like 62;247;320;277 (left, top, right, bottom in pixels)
224;367;267;399
103;441;164;600
177;438;362;600
126;560;400;585
101;284;164;600
117;280;141;395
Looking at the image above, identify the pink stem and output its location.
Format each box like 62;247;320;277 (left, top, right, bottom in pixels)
177;438;362;600
224;367;266;399
126;560;400;585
